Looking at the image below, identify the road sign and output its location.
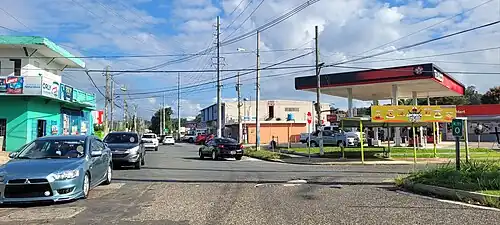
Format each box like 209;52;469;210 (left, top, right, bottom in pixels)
307;112;312;124
451;119;463;137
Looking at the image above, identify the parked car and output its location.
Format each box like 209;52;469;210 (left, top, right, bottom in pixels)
103;132;146;169
162;135;175;145
141;133;159;151
199;137;244;160
309;130;360;147
0;135;112;204
195;134;207;145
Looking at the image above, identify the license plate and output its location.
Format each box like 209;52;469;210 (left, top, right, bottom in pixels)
230;151;236;154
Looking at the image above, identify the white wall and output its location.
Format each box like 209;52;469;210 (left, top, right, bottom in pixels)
0;47;64;83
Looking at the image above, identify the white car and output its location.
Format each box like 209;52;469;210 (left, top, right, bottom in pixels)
163;135;175;145
142;133;159;151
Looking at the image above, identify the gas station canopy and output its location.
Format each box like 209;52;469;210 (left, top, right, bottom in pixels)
294;63;465;101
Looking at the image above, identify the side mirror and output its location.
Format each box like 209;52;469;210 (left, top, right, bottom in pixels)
91;150;102;157
8;152;18;158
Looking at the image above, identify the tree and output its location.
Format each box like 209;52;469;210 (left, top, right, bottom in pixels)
149;107;173;134
193;114;202;124
172;118;188;131
481;86;500;104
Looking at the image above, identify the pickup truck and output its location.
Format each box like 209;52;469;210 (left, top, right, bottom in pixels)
308;130;361;147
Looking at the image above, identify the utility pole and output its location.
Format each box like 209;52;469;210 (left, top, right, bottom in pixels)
122;85;128;132
177;72;181;140
216;16;222;138
159;104;163;135
110;79;114;131
103;66;110;135
314;25;324;156
255;30;261;150
133;104;138;132
236;72;242;143
162;92;166;135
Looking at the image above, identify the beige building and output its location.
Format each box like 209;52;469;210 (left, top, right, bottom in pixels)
200;100;330;144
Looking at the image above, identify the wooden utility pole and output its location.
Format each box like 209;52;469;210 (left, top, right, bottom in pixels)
216;16;222;138
236;72;242;143
110;79;114;131
162;92;166;135
103;66;110;135
255;30;261;150
133;104;138;132
314;25;324;156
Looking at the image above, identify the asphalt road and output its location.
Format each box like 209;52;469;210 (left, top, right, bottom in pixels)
0;143;499;225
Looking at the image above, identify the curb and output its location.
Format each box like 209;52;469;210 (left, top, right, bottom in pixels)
403;181;500;207
243;155;442;166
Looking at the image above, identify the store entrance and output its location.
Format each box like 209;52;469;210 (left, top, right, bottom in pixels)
37;120;47;137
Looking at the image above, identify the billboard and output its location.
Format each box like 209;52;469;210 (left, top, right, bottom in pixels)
0;76;42;95
371;105;456;123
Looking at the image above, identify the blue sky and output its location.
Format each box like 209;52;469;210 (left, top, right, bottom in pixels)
0;0;499;119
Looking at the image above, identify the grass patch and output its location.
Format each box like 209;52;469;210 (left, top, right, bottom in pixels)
400;161;500;191
244;148;290;161
286;147;500;160
480;190;500;196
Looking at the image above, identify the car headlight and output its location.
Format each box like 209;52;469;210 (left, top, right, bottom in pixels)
125;146;140;154
50;169;80;181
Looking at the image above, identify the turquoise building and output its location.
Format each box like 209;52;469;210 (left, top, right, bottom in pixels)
0;36;96;152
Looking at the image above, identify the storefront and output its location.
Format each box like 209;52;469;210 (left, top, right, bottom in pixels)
442;104;500;142
0;76;96;152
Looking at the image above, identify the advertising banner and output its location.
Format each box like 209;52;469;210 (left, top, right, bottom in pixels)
22;76;42;95
6;76;24;94
60;83;74;102
41;76;60;99
371;105;456;123
0;78;6;93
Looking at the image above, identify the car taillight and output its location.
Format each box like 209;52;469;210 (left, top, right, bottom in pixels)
218;144;224;149
239;144;244;149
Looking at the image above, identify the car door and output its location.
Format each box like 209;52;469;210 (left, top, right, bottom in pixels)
89;138;103;186
322;131;334;145
202;139;213;155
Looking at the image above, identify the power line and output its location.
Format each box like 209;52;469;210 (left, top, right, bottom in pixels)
325;20;500;67
223;0;266;41
221;0;252;34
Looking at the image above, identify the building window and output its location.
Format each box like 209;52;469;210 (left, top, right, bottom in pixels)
285;107;300;112
9;59;21;76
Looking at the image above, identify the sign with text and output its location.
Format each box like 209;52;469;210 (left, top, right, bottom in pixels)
371;105;456;123
0;78;6;93
42;76;60;99
60;83;74;102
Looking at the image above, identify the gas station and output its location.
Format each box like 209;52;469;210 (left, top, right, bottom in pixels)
295;63;465;163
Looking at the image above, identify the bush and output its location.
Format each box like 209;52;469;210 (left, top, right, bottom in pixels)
244;148;289;161
402;160;500;191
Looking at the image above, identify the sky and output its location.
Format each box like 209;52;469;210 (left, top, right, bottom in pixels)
0;0;499;120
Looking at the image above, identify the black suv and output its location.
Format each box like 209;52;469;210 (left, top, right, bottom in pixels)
103;132;146;169
199;137;244;160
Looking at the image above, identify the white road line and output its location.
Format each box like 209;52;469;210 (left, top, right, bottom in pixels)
287;179;307;184
283;183;302;187
0;206;86;221
396;190;500;211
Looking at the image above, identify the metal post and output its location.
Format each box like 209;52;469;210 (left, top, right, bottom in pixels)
103;66;110;136
455;136;461;170
216;16;222;138
237;72;242;143
314;25;324;156
412;124;417;164
255;30;261;150
464;118;469;162
162;92;165;135
110;78;114;131
177;72;181;140
360;120;364;163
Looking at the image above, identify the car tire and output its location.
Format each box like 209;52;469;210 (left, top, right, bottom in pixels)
189;138;194;143
134;160;141;169
141;155;145;165
311;141;318;147
211;151;217;160
102;164;112;185
235;155;242;160
82;173;90;199
199;150;204;159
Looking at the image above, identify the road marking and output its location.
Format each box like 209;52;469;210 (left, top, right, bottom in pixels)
283;183;302;187
287;179;307;184
0;206;86;221
396;190;500;211
241;157;263;161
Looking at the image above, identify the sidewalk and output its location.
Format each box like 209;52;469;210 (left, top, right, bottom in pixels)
260;150;452;165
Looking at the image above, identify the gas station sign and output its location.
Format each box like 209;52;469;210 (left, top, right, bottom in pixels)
371;105;456;123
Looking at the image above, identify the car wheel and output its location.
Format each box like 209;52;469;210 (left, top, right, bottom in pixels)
102;164;112;185
189;138;194;143
311;141;318;147
235;155;242;160
199;150;204;159
211;151;217;160
82;173;90;199
134;160;141;169
141;155;145;165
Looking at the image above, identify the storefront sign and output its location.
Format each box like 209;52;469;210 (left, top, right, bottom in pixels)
434;69;444;82
22;76;42;95
42;76;60;98
0;76;42;95
60;84;74;101
0;78;6;93
5;76;24;94
371;105;457;123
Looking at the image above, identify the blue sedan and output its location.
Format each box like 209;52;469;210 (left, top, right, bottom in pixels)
0;135;112;204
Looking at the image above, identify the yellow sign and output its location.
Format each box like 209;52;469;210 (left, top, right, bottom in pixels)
371;105;456;123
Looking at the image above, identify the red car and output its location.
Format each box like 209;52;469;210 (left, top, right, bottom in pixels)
195;134;207;145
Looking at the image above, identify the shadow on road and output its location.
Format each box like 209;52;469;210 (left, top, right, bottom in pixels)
113;177;394;186
140;166;409;174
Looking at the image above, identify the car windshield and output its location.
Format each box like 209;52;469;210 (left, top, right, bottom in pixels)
104;133;139;144
16;139;86;159
142;134;156;139
215;138;238;144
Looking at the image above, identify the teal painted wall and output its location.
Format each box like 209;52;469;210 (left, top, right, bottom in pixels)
27;98;62;141
0;96;29;152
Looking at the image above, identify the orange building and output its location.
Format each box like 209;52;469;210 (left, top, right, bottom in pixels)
225;121;308;145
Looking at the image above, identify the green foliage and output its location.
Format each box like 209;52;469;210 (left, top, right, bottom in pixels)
403;161;500;191
481;86;500;104
244;148;289;160
149;107;173;134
